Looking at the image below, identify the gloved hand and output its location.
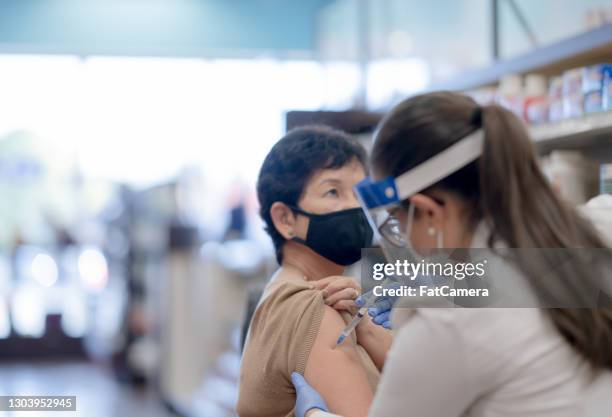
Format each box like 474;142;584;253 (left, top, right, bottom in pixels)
355;282;401;329
291;372;329;417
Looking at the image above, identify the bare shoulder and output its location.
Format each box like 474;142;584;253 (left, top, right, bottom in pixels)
315;305;353;349
305;305;373;417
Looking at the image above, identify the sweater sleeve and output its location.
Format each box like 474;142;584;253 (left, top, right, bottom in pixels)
237;281;326;417
275;282;325;376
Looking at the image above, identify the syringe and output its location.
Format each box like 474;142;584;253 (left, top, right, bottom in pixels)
334;276;403;348
334;290;378;348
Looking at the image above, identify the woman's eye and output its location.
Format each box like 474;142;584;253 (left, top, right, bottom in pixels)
325;189;340;197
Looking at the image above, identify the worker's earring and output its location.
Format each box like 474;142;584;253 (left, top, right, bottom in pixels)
427;226;436;236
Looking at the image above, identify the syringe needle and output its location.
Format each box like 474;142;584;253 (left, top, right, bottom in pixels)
333;334;347;350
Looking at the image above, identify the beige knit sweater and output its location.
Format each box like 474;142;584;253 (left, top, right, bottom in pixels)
237;278;379;417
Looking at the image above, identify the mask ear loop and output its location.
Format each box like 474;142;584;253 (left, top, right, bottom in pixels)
405;202;415;249
437;228;444;250
404;202;434;287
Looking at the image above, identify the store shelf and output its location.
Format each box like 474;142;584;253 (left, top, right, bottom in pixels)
285;110;383;134
428;23;612;92
530;111;612;151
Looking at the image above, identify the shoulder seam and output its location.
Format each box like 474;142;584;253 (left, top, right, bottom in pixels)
295;295;324;374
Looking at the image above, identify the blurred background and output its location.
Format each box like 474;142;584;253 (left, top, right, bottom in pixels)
0;1;611;416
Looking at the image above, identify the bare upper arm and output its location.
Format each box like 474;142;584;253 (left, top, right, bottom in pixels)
304;305;373;417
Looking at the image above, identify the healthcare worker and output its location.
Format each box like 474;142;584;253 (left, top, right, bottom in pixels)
290;91;612;417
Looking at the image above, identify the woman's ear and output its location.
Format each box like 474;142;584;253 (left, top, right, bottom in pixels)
270;202;297;240
409;193;445;230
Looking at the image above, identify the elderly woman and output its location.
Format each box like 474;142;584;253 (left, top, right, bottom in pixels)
237;126;392;417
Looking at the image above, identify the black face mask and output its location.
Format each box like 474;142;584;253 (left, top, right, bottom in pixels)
289;205;373;266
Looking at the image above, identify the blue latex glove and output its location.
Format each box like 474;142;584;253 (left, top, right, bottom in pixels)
291;372;329;417
355;283;401;329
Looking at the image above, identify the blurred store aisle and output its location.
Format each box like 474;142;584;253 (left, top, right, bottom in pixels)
0;360;174;417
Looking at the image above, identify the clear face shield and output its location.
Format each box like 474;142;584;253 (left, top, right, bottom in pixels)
354;176;409;251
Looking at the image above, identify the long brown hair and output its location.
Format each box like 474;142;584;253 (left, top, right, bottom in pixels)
371;91;612;371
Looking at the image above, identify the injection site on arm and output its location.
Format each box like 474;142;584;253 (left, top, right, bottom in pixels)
304;305;375;417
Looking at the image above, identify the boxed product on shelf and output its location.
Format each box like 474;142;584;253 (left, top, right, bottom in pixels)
562;68;584;118
582;64;612;93
602;164;612;194
604;70;612;110
496;74;525;118
548;76;564;122
583;64;612;113
524;74;548;124
584;89;605;113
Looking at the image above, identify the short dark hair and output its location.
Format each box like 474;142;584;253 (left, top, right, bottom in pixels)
257;125;367;264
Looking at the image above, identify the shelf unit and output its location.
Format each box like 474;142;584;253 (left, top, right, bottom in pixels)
429;23;612;92
531;111;612;152
427;24;612;160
